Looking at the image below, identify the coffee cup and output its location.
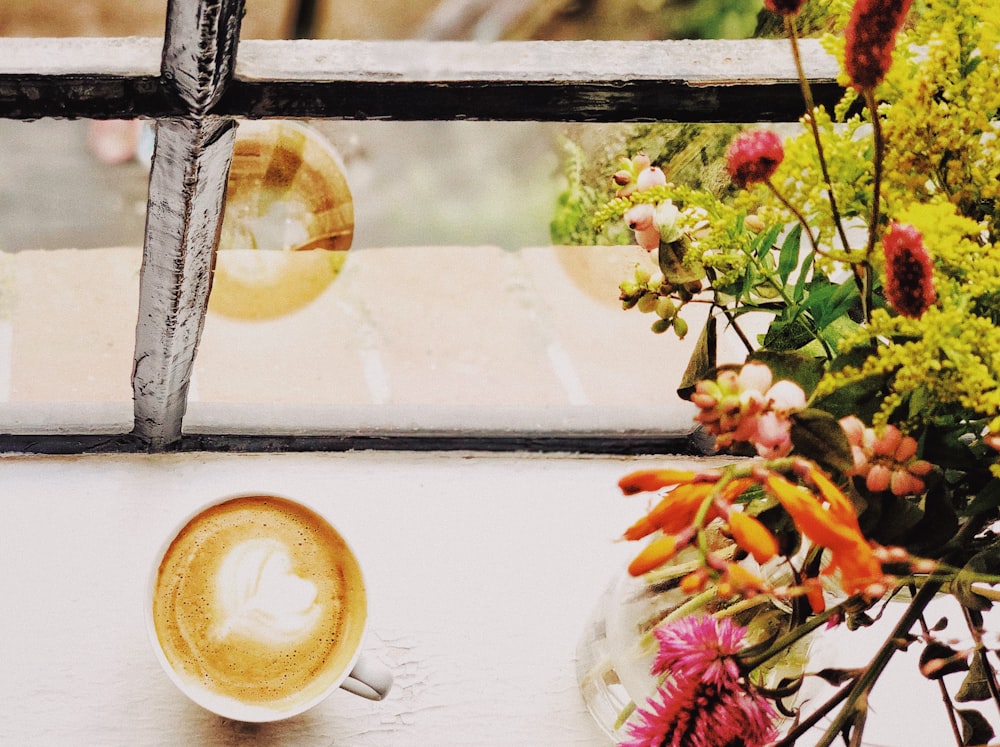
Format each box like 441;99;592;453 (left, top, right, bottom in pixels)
146;494;392;722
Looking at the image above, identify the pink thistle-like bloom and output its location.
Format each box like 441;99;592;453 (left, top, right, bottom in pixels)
764;0;807;15
725;130;784;189
845;0;914;90
882;223;936;318
622;616;777;747
651;615;745;681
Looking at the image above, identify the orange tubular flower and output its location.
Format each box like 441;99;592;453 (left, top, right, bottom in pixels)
628;534;680;576
718;562;770;598
624;482;717;538
763;472;883;595
619;469;701;495
728;511;778;564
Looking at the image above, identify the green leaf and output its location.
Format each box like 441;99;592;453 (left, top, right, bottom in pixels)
954;547;1000;612
919;641;970;679
813;278;860;330
751;223;783;260
959;708;994;745
956;653;994;702
761;316;816;352
747;349;827;396
677;313;717;401
777;224;803;285
868;496;926;546
789;408;854;473
962;479;1000;517
792;250;814;303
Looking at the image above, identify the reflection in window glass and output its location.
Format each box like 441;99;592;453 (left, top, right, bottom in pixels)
186;120;752;436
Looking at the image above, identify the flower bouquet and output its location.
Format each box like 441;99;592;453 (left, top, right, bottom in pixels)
590;0;1000;744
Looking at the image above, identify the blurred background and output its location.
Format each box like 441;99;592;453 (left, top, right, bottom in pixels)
0;0;768;253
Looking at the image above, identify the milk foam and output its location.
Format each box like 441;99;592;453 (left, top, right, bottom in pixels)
213;538;322;644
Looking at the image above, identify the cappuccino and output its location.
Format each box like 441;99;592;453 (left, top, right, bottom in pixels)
150;495;367;720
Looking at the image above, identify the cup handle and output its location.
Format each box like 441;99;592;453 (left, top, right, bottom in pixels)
340;654;393;701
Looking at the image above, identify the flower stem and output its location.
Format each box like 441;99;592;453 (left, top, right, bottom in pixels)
810;577;945;747
913;585;964;746
766;179;820;256
785;17;852;258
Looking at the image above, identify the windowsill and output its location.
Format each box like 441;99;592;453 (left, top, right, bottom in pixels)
0;449;722;745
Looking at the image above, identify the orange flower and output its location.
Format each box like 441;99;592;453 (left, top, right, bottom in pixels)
619;469;701;495
728;511;778;564
623;482;716;539
804;578;826;614
764;472;883;595
718;562;770;597
628;535;680;576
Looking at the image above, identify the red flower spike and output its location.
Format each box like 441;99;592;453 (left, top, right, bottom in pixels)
845;0;914;90
726;130;784;189
882;222;936;318
764;0;807;15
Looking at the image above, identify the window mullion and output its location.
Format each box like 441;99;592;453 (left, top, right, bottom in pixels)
132;0;244;448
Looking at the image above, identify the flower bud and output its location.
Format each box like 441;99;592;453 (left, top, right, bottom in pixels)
637;293;658;314
866;464;892;493
737;362;774;395
764;0;807;16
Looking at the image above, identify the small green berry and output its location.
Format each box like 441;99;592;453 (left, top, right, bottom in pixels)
673;317;689;338
651;318;671;334
637;293;658;314
655;297;676;320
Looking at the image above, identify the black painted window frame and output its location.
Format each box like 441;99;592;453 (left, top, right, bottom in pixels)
0;0;840;455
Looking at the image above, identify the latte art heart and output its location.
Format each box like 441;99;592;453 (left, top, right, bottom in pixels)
214;538;323;643
151;495;367;713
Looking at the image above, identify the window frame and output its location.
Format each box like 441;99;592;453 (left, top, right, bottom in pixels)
0;0;840;454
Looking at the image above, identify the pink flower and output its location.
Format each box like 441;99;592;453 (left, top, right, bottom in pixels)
651;615;745;681
693;364;805;457
725;131;784;189
845;0;914;90
840;415;933;496
882;223;936;318
622;616;777;747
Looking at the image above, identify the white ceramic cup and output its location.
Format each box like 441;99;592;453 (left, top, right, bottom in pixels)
146;494;392;722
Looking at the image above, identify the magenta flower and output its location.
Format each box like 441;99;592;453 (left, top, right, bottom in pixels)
621;616;777;747
845;0;914;90
725;130;784;189
651;615;745;682
882;223;936;318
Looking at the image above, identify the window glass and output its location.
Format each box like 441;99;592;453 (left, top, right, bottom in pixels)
184;119;753;435
0;120;144;432
0;0;295;39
